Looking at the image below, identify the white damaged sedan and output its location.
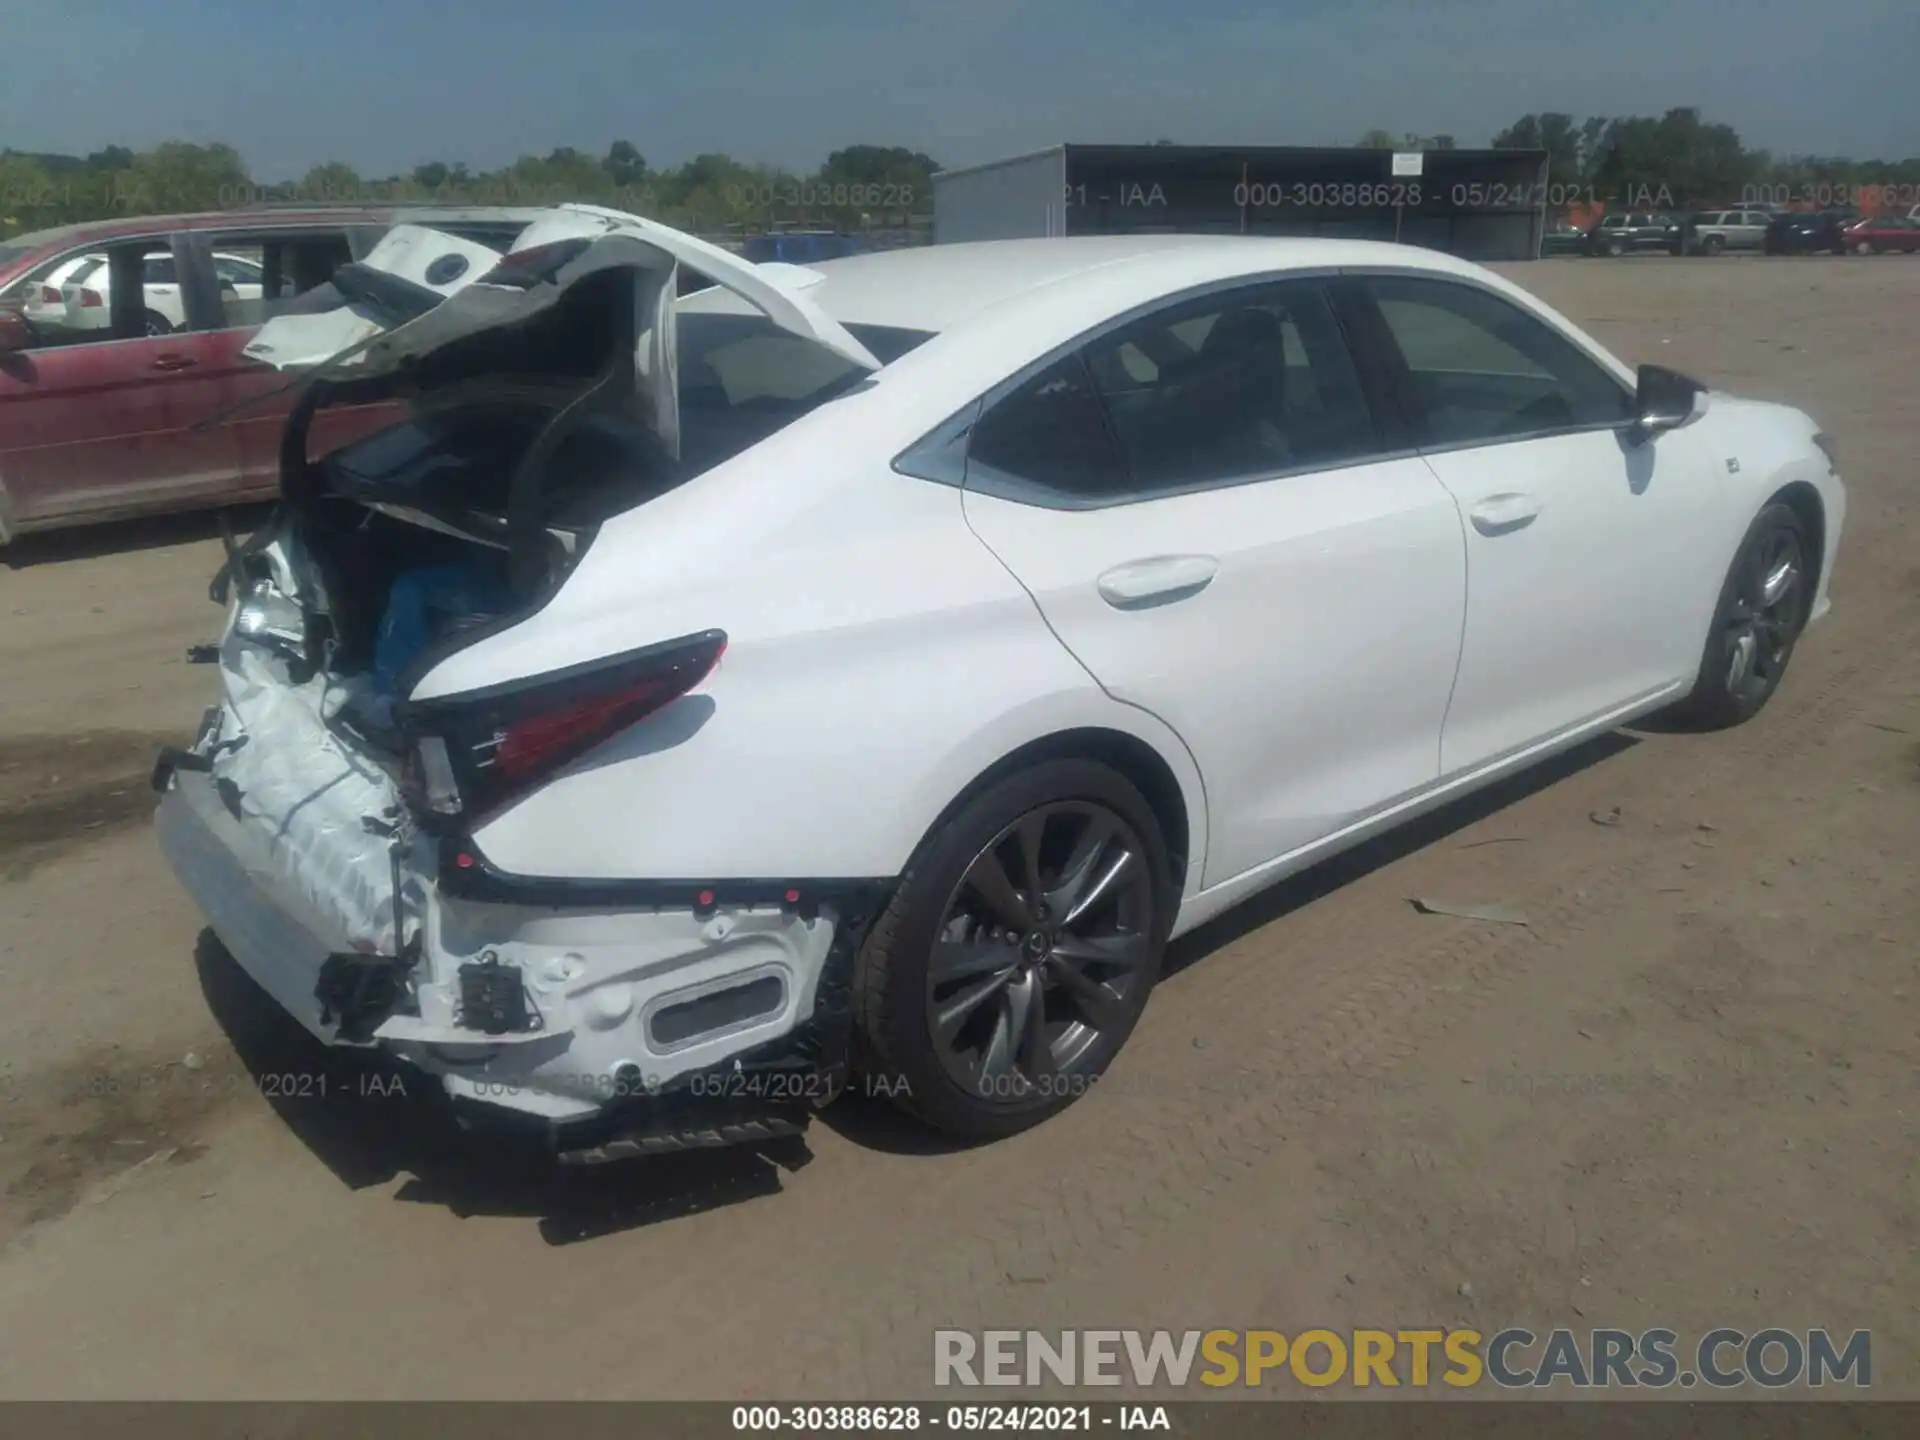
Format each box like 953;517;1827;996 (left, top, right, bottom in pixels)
155;205;1844;1159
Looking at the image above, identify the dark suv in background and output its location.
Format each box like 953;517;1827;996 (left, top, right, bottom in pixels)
1764;208;1860;255
1585;211;1683;256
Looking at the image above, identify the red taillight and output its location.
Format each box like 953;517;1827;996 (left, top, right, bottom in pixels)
38;286;59;304
494;675;684;779
401;629;726;825
80;289;103;308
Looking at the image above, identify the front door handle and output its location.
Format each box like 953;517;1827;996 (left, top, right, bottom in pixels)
1096;554;1219;609
151;354;198;372
1467;492;1543;535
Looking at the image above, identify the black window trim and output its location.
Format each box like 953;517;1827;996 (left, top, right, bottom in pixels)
897;266;1415;513
893;263;1641;508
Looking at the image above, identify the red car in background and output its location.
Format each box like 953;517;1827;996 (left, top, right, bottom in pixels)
1840;215;1920;255
0;205;535;544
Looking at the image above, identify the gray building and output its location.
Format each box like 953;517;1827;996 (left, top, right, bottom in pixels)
934;143;1554;260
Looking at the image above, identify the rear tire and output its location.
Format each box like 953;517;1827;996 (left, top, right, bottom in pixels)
853;758;1174;1141
143;309;174;336
1703;235;1725;256
1672;502;1812;731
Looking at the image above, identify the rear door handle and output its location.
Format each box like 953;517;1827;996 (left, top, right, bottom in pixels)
1096;554;1219;609
1467;492;1543;535
151;354;198;371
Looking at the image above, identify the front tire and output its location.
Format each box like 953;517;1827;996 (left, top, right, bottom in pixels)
853;759;1174;1140
1673;502;1812;730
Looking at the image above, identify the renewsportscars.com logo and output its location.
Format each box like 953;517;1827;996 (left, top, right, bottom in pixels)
934;1328;1872;1390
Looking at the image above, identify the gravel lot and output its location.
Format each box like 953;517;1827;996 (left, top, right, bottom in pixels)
0;255;1915;1399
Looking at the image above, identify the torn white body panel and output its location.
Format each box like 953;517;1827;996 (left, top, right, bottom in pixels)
156;570;842;1122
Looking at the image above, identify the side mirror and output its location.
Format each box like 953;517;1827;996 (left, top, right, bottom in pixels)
0;309;31;355
1628;363;1706;444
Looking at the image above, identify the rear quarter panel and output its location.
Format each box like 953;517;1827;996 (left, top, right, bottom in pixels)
419;403;1210;892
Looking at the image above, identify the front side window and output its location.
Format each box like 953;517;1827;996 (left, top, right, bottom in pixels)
1363;275;1632;447
10;240;175;347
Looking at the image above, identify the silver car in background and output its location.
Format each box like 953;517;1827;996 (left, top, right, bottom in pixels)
1684;209;1772;255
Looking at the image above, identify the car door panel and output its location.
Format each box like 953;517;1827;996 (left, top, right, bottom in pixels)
1417;429;1716;773
0;329;240;529
952;279;1467;888
1354;272;1721;777
966;463;1466;886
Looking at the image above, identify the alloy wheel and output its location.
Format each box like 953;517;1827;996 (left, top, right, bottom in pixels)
1723;526;1805;703
924;801;1156;1102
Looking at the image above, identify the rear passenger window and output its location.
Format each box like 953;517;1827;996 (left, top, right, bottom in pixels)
968;281;1380;505
1082;282;1377;489
204;230;354;330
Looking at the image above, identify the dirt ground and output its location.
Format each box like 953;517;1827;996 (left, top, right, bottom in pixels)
0;256;1914;1401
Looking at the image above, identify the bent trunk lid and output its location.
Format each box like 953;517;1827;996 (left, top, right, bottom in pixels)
240;204;880;464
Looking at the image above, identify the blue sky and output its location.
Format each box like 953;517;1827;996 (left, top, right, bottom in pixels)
4;0;1915;179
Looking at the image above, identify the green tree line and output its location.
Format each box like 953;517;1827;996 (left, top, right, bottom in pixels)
0;140;941;238
1486;109;1920;209
7;113;1920;240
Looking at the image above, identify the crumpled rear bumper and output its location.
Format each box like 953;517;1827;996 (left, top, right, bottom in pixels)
157;763;361;1042
155;717;880;1155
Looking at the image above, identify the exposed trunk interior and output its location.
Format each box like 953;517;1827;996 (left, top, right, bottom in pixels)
230;245;933;748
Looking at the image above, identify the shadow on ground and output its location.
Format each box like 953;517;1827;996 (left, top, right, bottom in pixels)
1161;729;1641;978
193;933;813;1246
3;502;273;570
192;730;1649;1211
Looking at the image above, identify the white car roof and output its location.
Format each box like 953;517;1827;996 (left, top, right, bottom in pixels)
687;234;1630;445
685;234;1496;337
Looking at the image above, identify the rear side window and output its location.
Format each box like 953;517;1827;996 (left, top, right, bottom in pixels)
142;255;176;284
202;230;355;329
678;315;931;410
1364;276;1632;447
969;280;1380;505
968;354;1124;501
1081;282;1377;489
